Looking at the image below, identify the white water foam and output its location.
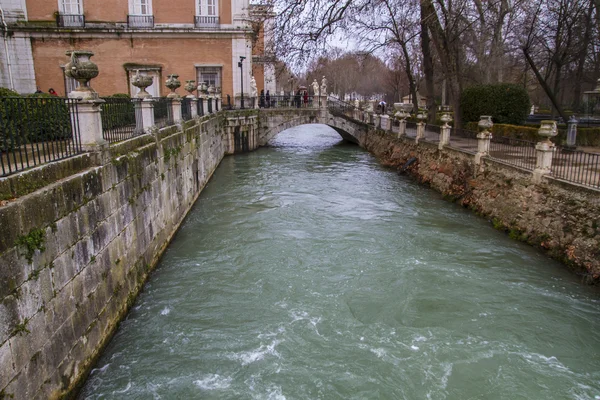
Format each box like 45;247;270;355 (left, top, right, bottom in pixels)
194;374;232;390
231;339;282;366
160;306;171;316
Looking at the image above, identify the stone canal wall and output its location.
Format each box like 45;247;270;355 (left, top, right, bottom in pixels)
363;130;600;283
0;116;229;398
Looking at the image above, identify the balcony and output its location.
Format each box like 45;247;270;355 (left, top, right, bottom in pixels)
195;15;219;28
127;15;154;28
56;14;85;28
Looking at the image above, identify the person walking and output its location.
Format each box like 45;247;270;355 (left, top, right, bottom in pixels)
303;91;308;107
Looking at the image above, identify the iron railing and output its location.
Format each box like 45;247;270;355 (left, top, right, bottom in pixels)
197;98;205;116
154;97;173;128
181;97;192;121
552;147;600;188
0;97;82;177
405;121;418;137
424;124;441;142
488;136;537;170
328;97;357;117
195;15;219;28
207;98;213;114
56;14;85;27
101;97;138;143
128;15;154;28
448;127;478;153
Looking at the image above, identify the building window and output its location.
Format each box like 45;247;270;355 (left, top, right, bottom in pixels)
128;0;154;27
127;68;161;98
57;0;84;27
197;67;221;90
195;0;219;27
130;0;152;15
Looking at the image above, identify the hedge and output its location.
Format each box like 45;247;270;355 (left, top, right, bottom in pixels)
460;84;530;125
464;122;600;147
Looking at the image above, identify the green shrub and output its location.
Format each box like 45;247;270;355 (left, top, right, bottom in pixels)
464;122;600;146
460;84;530;125
0;87;19;97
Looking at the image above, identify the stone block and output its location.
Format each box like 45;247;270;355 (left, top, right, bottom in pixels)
51;251;76;292
0;202;22;256
82;169;103;200
0;248;30;301
8;309;49;374
0;341;14;390
60;175;84;215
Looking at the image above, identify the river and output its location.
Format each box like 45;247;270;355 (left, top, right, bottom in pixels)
79;125;600;399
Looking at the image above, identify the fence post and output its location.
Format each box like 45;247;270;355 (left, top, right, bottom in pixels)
415;113;426;143
439;113;452;150
63;50;107;151
398;118;407;138
188;95;198;119
475;115;493;164
134;98;156;133
380;114;390;131
170;98;182;123
532;120;557;183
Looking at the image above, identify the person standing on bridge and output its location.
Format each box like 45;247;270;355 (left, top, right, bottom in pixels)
303;91;308;107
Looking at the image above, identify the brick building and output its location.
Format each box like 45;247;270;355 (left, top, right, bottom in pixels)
0;0;276;100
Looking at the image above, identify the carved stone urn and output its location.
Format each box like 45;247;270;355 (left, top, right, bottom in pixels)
215;86;221;94
441;113;453;127
184;80;196;97
478;115;493;133
207;85;215;96
416;111;427;123
198;82;208;95
64;50;99;99
538;120;558;142
165;74;181;98
132;70;154;99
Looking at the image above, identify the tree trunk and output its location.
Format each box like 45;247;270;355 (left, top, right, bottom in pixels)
523;47;568;122
400;42;419;114
573;1;594;112
421;19;436;123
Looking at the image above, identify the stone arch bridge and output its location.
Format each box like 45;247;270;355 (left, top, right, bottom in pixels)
224;106;370;153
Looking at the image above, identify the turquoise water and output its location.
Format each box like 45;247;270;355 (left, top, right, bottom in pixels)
79;125;600;399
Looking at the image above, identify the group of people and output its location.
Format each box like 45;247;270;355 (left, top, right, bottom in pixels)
34;87;58;96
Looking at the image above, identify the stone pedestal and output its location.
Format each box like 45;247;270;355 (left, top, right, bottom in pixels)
320;95;327;109
475;131;492;164
380;115;390;131
415;122;425;143
374;114;381;129
189;97;198;118
215;95;221;112
439;125;451;149
200;95;208;116
170;98;182;123
533;140;555;183
398;119;407;138
134;98;155;133
70;99;107;151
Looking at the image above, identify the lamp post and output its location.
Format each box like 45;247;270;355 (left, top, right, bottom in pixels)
238;56;246;109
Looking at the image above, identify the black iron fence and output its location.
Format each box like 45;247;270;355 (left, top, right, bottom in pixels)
101;97;138;143
154;97;173;128
489;136;537;170
405;121;418;137
328;98;356;117
207;98;213;114
181;97;193;121
0;97;81;177
424;124;441;142
197;98;205;116
448;127;478;152
552;147;600;188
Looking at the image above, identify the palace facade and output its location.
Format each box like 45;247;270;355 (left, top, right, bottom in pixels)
0;0;275;99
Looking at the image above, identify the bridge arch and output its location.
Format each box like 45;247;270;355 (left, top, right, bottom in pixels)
257;109;368;147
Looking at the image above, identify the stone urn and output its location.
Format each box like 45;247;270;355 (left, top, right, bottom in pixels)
416;111;427;123
207;85;215;96
165;74;181;98
441;113;453;127
64;50;99;99
131;70;154;99
198;82;208;95
184;80;196;97
478;115;493;133
215;86;221;95
538;120;558;142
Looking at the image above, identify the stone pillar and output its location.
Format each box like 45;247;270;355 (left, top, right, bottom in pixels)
439;113;453;150
532;120;558;183
566;116;578;149
398;119;407;139
200;95;208;116
170;97;182;123
374;114;381;129
439;125;451;150
70;99;107;151
134;98;155;133
226;117;238;154
380;114;390;131
474;115;493;164
320;95;327;109
415;122;425;143
189;97;198;118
